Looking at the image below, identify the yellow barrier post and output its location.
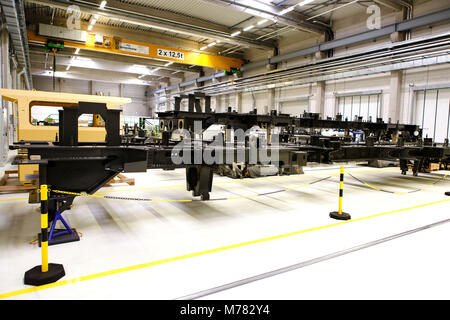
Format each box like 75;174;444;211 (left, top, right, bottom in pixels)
24;182;65;286
329;166;351;220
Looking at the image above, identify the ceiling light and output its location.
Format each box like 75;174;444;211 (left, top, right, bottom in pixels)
66;65;71;71
94;14;99;19
152;67;161;73
87;25;93;31
207;42;216;47
74;48;80;54
200;45;208;50
230;31;241;37
90;18;97;25
99;1;107;9
257;19;269;25
138;74;145;79
243;25;254;31
164;61;174;66
279;5;296;15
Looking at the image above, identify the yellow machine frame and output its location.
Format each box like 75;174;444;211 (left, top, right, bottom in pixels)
0;89;131;184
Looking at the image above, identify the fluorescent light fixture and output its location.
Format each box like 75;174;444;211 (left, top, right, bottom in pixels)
94;14;99;19
231;31;241;37
200;45;208;50
279;5;296;15
90;18;97;25
164;61;174;66
152;67;161;73
243;25;254;31
138;74;145;79
87;25;93;31
257;19;269;25
299;0;315;6
99;1;107;9
74;48;80;54
66;65;71;71
207;42;216;47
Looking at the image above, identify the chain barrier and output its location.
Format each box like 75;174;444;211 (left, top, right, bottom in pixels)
345;171;448;195
50;175;333;202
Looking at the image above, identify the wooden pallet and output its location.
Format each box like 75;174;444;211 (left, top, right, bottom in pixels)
105;173;135;186
0;170;37;193
426;163;441;172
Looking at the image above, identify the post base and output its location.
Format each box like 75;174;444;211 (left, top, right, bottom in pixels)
24;263;65;286
445;192;450;196
329;211;351;220
38;229;80;247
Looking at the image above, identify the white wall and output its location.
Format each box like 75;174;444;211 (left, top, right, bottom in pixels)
32;76;151;116
205;0;450;129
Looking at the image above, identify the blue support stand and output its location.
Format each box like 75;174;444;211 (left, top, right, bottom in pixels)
49;209;74;241
38;202;80;247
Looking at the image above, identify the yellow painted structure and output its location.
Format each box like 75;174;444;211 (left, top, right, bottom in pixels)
28;29;243;71
0;89;131;184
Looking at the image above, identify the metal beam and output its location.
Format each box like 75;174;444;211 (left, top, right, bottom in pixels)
149;8;450;95
0;0;32;89
246;8;450;69
26;0;277;50
29;43;203;75
29;52;186;80
374;0;403;11
31;67;166;86
27;27;244;71
203;0;331;34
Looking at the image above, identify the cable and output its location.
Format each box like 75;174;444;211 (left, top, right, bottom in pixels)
345;170;448;195
50;176;332;202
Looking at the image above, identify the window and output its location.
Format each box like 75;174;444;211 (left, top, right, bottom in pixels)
30;102;102;127
336;93;381;121
415;88;450;143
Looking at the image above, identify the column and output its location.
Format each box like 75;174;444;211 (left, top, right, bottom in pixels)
388;70;403;123
315;81;326;116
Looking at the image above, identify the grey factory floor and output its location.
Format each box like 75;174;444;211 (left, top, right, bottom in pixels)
0;152;449;300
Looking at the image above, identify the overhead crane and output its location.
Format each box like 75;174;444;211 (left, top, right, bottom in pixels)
27;25;244;72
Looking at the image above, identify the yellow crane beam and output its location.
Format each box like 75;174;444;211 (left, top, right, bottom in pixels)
27;29;244;71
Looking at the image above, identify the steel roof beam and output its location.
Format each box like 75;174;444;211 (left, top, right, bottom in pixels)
25;0;277;50
203;0;331;35
0;0;32;89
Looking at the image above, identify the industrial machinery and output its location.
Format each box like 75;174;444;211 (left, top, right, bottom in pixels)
0;89;131;185
7;91;450;225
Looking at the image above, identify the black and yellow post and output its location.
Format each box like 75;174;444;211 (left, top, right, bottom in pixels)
24;183;65;286
329;166;351;220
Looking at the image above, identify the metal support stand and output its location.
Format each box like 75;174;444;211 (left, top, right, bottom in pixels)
24;181;65;286
330;166;351;220
38;202;80;246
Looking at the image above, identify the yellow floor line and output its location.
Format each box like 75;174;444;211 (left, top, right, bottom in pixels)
1;196;449;299
93;167;398;194
0;167;395;202
0;197;28;202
